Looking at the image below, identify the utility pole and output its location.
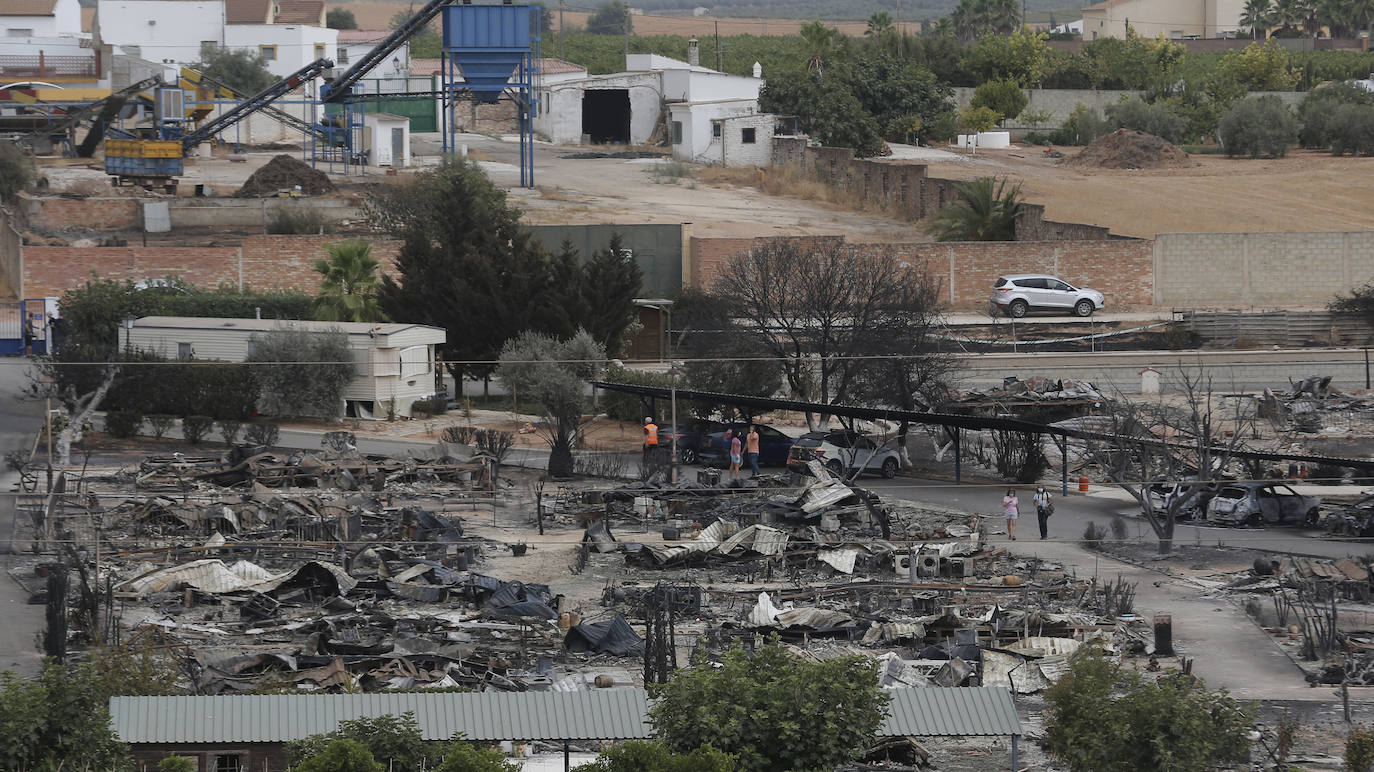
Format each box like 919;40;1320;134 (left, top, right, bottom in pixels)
624;3;630;60
558;0;565;60
714;20;721;71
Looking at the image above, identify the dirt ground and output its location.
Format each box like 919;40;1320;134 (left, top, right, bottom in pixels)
924;146;1374;239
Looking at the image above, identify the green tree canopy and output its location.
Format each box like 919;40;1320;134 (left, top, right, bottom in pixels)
1045;646;1255;771
583;740;735;772
312;239;387;323
966;29;1049;86
195;47;275;93
1219;94;1299;157
288;713;435;772
586;1;631;35
971;79;1028;125
431;738;520;772
326;8;357;29
0;140;34;201
248;326;355;419
649;639;889;771
296;739;384;772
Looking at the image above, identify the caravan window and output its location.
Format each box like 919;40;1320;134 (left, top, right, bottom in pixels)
399;346;430;379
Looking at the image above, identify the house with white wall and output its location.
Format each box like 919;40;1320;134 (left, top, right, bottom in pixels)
532;52;764;151
95;0;226;66
126;317;446;419
0;0;82;39
1079;0;1245;39
335;29;408;84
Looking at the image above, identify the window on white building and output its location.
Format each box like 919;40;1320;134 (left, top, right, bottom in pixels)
671;121;682;144
7;28;34;37
711;122;721;138
259;45;277;61
314;44;326;60
399;346;431;379
337;47;350;64
741;127;756;144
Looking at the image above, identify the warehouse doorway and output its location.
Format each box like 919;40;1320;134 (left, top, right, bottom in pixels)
582;89;630;144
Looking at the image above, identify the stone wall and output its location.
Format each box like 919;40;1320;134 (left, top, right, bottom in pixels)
17;193;365;234
1154;231;1374;308
689;234;1155;308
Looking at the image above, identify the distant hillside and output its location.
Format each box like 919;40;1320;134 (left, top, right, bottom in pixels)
627;0;1085;22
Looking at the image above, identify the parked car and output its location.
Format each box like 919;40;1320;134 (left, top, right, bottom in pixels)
1146;478;1225;520
699;424;794;468
787;429;901;479
991;274;1105;318
657;419;726;465
1205;482;1321;527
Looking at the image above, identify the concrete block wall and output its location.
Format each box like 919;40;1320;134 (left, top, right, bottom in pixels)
18;194;365;234
1153;231;1374;308
18;193;142;231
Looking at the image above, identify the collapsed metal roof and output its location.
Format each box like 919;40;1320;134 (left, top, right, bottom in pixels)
110;686;1022;743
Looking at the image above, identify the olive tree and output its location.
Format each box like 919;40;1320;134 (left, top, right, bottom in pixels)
1219;94;1299;158
247;326;355;419
497;330;605;478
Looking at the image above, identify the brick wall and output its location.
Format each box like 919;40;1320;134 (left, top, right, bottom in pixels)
21;234;404;299
18;193;141;231
690;235;1155;308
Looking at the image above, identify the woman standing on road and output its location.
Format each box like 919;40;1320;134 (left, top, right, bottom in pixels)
1003;489;1020;541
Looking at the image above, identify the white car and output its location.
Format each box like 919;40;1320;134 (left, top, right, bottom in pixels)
787;430;901;479
992;274;1105;318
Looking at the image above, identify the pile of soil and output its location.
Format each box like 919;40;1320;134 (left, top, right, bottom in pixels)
1066;129;1192;170
235;154;335;197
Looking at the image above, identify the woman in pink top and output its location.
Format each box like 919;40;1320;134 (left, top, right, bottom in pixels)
727;430;743;481
1002;489;1019;541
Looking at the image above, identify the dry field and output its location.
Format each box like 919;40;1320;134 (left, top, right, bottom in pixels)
924;147;1374;238
324;1;918;36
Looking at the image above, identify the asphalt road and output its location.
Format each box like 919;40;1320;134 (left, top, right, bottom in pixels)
0;358;49;675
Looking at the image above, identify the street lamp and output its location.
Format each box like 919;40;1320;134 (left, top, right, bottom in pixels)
121;314;135;354
668;361;683;483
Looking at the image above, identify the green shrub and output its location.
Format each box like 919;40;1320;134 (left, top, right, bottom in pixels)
1060;103;1111;145
267;206;332;235
1219;95;1298;158
216;419;242;445
1104;97;1188;144
103;410;143;438
1348;725;1374;772
243;422;280;447
0;140;34;201
414;395;448;415
182;416;214;444
248;327;354;419
146;414;175;438
1328;103;1374;157
599;365;673;422
157;757;196;772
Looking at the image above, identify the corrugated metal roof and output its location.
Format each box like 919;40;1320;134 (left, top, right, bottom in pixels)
110;691;653;743
879;687;1021;737
132;316;440;336
113;687;1020;744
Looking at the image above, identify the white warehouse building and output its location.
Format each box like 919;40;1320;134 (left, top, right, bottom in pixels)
126;317;446;420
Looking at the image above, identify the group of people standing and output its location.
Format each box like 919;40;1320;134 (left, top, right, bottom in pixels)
641;418;760;481
1002;486;1055;540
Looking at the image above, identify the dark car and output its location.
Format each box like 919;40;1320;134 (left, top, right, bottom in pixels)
699;424;794;468
657;419;726;465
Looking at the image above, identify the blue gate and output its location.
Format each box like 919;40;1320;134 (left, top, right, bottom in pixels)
0;299;49;356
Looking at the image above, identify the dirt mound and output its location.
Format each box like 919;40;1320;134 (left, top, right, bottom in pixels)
235;154;335;197
1066;129;1192;170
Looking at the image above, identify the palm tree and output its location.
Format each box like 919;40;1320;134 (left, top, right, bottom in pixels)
930;177;1025;242
311;239;388;322
1240;0;1275;38
1273;0;1305;34
866;10;896;37
801;20;841;74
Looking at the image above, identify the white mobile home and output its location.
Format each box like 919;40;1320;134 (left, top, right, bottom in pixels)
126;316;446;419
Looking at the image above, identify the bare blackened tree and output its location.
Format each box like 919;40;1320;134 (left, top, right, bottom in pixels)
713;240;950;432
1079;369;1254;554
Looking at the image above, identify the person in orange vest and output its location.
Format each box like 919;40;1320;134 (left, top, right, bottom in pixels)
643;417;659;468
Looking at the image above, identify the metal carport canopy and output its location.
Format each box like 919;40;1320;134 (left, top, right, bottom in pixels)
592;381;1374;470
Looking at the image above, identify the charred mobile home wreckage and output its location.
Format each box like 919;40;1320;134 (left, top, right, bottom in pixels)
12;432;1167;701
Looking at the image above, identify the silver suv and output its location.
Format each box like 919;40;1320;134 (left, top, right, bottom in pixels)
992;274;1105;318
